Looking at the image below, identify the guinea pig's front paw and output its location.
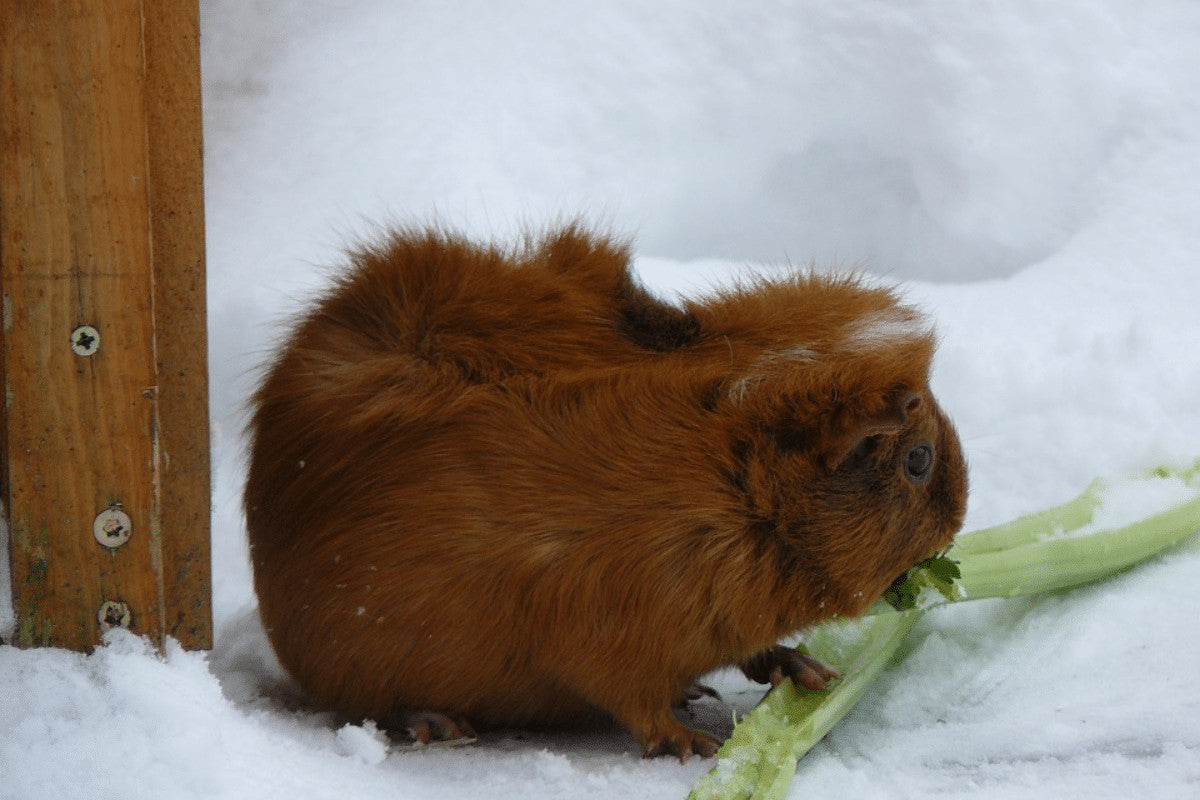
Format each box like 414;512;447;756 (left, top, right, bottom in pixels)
740;644;840;691
389;709;478;746
640;720;722;763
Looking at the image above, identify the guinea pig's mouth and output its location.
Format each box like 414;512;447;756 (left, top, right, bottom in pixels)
879;548;962;612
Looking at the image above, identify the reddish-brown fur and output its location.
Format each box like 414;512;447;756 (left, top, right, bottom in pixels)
245;225;968;760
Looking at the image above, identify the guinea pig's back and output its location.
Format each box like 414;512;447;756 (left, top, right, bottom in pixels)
240;228;649;722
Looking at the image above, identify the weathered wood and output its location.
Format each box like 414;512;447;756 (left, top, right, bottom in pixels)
1;0;212;651
142;0;213;648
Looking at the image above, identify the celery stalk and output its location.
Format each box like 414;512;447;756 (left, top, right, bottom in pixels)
955;497;1200;601
952;460;1200;559
688;611;922;800
947;479;1105;557
942;460;1200;602
689;462;1200;800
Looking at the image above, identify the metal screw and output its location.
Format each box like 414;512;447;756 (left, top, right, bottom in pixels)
70;325;100;357
93;505;132;549
97;600;132;633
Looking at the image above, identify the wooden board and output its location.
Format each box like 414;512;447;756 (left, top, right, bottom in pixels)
142;0;213;649
1;0;212;651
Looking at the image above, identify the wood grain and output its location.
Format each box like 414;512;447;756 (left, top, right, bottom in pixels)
143;0;213;649
1;0;212;650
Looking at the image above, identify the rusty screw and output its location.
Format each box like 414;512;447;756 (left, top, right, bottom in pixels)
93;506;132;549
70;325;100;357
97;601;132;633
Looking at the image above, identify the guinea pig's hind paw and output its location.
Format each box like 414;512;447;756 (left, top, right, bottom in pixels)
389;710;479;747
641;725;722;763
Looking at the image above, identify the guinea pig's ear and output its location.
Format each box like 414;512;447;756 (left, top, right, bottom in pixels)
820;388;923;471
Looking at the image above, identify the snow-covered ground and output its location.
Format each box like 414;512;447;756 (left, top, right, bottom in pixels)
4;1;1200;797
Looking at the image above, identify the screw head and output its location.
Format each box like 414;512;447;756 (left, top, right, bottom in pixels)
93;506;132;549
71;325;100;357
97;600;132;633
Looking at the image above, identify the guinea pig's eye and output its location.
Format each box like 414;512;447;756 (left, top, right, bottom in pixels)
904;443;934;483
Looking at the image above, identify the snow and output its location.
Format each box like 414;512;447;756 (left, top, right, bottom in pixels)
4;0;1200;797
1081;475;1200;536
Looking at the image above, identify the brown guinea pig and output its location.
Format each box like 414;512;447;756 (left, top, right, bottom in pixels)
244;224;968;761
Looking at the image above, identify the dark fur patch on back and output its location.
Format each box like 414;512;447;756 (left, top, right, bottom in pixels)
617;299;704;352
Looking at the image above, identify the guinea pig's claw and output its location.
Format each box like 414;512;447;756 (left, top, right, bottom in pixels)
394;710;478;746
742;644;840;691
773;651;839;690
641;726;722;763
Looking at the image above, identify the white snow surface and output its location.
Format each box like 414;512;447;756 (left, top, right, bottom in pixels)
4;1;1200;797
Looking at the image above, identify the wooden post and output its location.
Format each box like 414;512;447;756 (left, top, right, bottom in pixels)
1;0;212;650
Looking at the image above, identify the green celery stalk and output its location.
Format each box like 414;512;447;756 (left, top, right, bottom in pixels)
688;611;922;800
689;462;1200;800
952;460;1200;560
955;497;1200;601
947;479;1105;557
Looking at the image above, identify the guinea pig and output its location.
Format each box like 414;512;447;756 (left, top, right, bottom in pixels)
244;224;968;761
